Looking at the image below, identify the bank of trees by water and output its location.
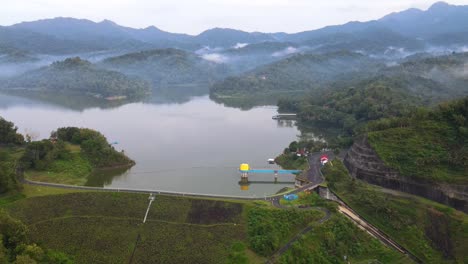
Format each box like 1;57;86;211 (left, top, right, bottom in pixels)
54;127;133;168
19;127;134;186
0;116;135;192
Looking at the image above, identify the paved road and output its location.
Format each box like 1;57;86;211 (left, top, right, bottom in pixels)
305;151;334;183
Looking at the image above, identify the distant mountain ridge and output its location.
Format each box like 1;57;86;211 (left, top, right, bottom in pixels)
1;2;468;55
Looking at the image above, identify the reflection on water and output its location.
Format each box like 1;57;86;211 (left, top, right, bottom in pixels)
147;85;209;105
0;92;301;196
0;84;211;111
276;119;296;128
85;167;132;187
2;90;134;111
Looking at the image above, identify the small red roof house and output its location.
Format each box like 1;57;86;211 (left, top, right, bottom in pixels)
320;155;329;165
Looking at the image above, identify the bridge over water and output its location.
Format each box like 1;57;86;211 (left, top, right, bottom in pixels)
242;169;301;174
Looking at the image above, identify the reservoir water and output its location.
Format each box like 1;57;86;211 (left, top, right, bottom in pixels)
0;93;303;196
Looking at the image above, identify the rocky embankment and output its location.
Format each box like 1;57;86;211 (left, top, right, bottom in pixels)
344;136;468;213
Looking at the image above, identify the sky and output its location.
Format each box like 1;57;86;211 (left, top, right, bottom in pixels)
1;0;468;34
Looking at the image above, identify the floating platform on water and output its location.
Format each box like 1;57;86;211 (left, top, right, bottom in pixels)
272;113;297;120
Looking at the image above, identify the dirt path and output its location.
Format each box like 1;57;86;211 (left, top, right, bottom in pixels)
336;203;422;263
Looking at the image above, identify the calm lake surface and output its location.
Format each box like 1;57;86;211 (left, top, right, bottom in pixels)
0;93;306;196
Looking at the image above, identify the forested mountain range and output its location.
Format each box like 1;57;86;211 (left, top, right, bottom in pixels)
1;2;467;56
1;1;467;108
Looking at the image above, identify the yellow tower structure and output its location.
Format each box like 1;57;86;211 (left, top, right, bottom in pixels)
239;163;250;172
239;163;250;180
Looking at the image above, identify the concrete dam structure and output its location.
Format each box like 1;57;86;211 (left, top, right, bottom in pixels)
344;136;468;213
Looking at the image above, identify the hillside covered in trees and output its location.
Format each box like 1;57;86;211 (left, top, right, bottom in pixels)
101;48;230;87
1;57;151;100
210;51;384;100
21;126;135;185
365;97;467;184
277;52;468;134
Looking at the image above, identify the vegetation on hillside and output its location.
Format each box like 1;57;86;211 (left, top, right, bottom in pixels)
0;117;24;145
246;206;323;256
274;141;309;170
323;160;468;263
278;214;409;263
102;48;230;86
4;192;249;264
0;209;73;263
55;127;133;168
277;52;468;135
0;182;414;264
0;117;25;194
365;96;468;183
19;127;134;185
1;57;151;99
210;51;382;99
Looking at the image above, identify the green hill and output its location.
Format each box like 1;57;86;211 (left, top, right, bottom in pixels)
210;51;383;101
102;48;230;87
1;57;151;100
21;127;135;186
365;97;468;184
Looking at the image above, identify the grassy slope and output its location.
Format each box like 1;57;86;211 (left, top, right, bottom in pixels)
25;145;93;185
323;160;468;263
5;193;251;264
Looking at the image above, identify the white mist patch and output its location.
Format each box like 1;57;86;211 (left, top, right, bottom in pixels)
201;53;229;64
383;46;412;58
272;47;298;57
233;43;248;49
195;46;224;55
453;63;468;78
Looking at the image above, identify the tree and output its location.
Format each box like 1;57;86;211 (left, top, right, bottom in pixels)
289;141;298;152
0;117;24;145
